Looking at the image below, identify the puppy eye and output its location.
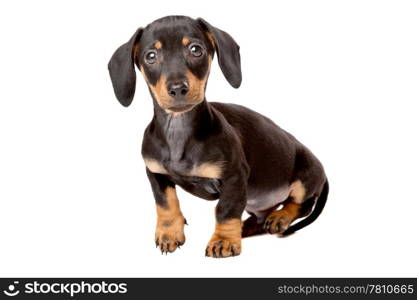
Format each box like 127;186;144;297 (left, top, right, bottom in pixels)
145;50;157;64
189;43;203;57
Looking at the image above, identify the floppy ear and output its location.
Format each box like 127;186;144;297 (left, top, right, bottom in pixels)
108;27;143;107
197;18;242;88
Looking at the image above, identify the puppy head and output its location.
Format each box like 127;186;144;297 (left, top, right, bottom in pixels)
108;16;241;113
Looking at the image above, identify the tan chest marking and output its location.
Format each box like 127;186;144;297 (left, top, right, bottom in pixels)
143;158;168;175
189;162;223;179
144;157;223;179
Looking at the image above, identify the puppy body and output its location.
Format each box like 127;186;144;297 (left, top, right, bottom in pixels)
109;16;329;257
143;100;326;218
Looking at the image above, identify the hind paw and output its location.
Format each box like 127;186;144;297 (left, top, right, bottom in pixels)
263;210;292;234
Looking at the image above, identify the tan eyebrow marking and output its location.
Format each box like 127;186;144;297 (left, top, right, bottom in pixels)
182;37;191;46
154;41;162;49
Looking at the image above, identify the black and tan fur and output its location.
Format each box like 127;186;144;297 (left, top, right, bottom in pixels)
108;16;329;258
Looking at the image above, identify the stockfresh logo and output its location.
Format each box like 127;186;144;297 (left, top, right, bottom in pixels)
2;280;128;298
3;281;20;297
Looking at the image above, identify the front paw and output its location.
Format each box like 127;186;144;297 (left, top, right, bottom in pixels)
205;235;241;258
155;216;186;254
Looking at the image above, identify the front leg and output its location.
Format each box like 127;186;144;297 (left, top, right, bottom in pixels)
205;172;247;258
146;169;186;254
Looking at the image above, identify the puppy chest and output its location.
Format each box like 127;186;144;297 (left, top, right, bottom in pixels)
143;157;223;179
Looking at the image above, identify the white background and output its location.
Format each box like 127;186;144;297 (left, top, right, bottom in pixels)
0;0;416;277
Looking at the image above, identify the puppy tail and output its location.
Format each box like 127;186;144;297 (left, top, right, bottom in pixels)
282;179;329;236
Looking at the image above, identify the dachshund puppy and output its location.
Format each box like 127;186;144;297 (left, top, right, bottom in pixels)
108;16;329;258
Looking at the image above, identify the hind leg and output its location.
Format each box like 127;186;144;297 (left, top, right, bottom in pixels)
263;181;314;235
242;214;266;238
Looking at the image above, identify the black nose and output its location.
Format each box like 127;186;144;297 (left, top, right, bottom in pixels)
168;81;189;98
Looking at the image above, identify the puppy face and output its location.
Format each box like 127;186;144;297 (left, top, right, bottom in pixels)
108;16;241;109
135;17;215;113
